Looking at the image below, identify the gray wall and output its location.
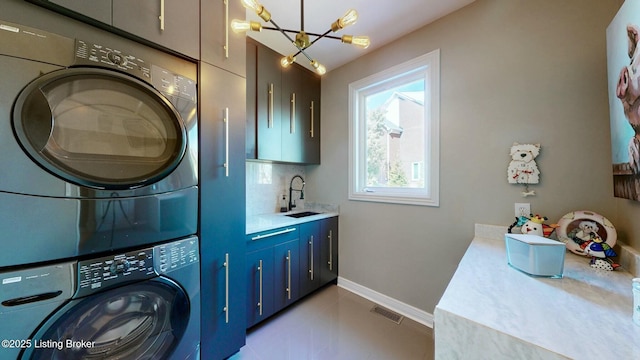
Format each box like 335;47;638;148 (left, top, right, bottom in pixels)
307;0;626;314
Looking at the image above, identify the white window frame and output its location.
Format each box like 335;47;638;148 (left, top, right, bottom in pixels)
348;50;440;207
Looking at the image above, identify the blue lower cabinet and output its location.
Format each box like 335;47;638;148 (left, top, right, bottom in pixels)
320;217;339;284
274;239;300;311
246;247;275;328
245;217;338;328
245;226;299;328
299;221;321;297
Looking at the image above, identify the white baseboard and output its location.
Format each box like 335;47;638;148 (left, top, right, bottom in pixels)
337;277;434;328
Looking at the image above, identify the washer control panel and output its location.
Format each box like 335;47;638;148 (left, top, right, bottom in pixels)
74;236;198;299
153;236;199;274
76;248;154;298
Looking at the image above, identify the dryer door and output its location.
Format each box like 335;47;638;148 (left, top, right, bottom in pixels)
23;279;190;360
12;67;187;190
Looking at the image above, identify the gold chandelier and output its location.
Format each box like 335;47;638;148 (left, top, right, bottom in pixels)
231;0;370;75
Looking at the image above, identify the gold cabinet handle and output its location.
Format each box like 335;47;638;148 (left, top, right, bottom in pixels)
223;107;229;177
223;253;229;323
309;235;314;281
251;227;296;241
257;260;263;316
290;93;296;134
159;0;165;31
223;0;229;58
268;83;274;128
328;230;333;270
286;250;291;300
310;101;314;138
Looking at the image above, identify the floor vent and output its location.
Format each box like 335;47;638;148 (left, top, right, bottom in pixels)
370;305;403;324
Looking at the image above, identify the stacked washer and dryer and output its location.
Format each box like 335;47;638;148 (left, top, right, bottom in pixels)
0;18;200;360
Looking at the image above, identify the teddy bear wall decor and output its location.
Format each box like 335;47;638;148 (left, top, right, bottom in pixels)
507;143;541;197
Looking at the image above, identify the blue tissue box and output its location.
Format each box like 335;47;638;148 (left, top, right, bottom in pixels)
505;234;565;278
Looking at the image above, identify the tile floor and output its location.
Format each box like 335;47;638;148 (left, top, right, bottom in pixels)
230;285;435;360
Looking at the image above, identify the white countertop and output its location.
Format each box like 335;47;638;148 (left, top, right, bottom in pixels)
246;211;339;235
434;225;640;359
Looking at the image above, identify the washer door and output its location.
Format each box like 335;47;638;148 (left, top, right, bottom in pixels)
12;67;187;190
25;279;190;360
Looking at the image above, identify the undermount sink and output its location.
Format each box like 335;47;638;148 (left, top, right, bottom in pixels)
285;211;320;218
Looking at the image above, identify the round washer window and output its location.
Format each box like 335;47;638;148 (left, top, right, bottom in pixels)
27;280;190;360
12;68;187;190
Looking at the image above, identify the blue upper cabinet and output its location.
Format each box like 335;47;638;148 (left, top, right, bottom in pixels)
281;64;321;164
254;41;284;161
27;0;200;59
246;39;321;164
46;0;112;23
200;0;246;77
112;0;199;59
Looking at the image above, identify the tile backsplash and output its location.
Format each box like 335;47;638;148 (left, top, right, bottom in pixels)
246;161;306;216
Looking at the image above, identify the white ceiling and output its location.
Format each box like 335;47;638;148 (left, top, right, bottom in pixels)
243;0;476;73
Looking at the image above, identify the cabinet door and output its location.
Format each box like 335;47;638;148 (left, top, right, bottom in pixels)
199;63;247;359
255;44;282;161
112;0;199;58
299;221;321;297
46;0;112;24
274;239;299;311
303;71;321;164
280;65;306;163
320;217;339;284
246;40;258;159
246;247;275;328
281;64;321;164
201;0;246;76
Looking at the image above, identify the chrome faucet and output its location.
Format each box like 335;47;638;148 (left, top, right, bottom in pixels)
289;175;305;211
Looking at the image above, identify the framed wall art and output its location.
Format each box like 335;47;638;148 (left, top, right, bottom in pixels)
607;0;640;200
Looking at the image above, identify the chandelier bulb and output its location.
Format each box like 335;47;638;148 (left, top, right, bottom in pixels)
240;0;271;22
341;35;370;49
311;60;326;75
230;20;262;33
240;0;261;12
331;9;358;32
281;55;296;68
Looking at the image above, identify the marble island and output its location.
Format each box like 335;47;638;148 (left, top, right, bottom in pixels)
434;224;640;359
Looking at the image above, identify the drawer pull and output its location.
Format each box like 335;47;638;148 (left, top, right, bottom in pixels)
251;227;296;241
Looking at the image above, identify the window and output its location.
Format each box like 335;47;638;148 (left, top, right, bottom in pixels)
348;50;440;206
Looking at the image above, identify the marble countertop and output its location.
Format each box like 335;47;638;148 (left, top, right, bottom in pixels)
434;224;640;359
246;210;339;235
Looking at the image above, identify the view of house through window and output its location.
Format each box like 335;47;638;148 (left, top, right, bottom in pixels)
349;50;440;206
365;78;425;189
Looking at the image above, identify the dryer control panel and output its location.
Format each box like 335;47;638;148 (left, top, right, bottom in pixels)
74;39;152;81
75;247;155;298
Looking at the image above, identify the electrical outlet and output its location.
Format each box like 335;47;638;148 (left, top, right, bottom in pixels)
514;203;530;218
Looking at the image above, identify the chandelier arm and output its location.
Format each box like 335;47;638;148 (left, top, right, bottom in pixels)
262;26;341;40
263;27;306;36
305;29;332;48
269;18;313;62
268;19;298;46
